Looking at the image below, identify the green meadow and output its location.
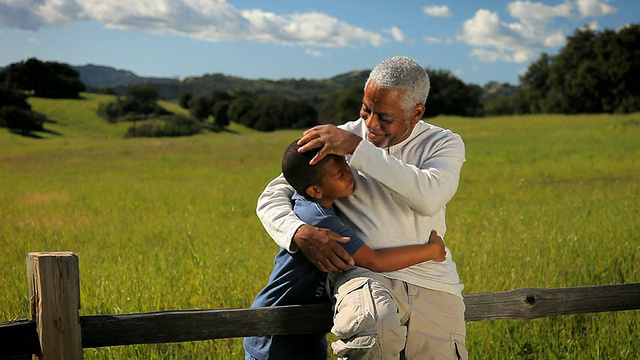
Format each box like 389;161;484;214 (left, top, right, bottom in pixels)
1;94;638;359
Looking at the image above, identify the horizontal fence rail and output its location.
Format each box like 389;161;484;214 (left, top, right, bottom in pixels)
1;253;639;359
462;283;640;321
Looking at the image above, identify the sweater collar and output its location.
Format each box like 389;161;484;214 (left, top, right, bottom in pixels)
386;120;424;151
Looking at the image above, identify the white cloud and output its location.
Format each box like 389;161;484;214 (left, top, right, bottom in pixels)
585;20;599;30
385;26;413;44
459;0;619;65
460;2;575;64
576;0;617;18
543;30;566;47
305;49;326;57
0;0;386;48
423;35;441;44
470;48;513;63
507;1;572;32
462;10;533;53
422;5;451;18
512;49;534;63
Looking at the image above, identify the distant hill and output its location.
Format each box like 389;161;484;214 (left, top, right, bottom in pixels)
1;61;371;102
73;64;180;89
72;64;370;102
165;70;371;101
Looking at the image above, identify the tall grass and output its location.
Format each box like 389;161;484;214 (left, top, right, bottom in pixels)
1;98;638;359
442;114;639;359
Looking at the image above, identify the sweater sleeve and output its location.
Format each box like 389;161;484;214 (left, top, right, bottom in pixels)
348;130;466;216
256;174;306;252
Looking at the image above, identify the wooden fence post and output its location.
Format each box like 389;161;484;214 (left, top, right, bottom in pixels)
27;252;82;360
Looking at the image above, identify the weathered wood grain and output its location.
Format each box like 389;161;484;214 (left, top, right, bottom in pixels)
463;283;640;321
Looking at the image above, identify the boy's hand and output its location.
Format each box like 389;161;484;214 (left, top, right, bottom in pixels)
294;224;354;273
428;230;446;262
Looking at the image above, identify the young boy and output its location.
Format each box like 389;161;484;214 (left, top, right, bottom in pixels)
243;139;446;360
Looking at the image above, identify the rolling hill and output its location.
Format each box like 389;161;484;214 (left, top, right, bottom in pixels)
73;64;370;102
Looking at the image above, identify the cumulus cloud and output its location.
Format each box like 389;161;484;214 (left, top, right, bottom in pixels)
305;48;326;57
585;20;599;30
385;26;413;44
0;0;386;48
460;1;573;63
577;0;617;18
459;0;617;63
422;5;451;18
460;0;617;64
471;48;513;63
423;35;441;44
507;0;572;33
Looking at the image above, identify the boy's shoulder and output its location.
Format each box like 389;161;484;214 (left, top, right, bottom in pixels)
292;192;335;226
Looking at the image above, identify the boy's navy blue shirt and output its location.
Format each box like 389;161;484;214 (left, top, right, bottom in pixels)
243;192;365;360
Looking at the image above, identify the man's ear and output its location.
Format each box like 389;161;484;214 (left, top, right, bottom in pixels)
306;185;322;200
412;104;426;123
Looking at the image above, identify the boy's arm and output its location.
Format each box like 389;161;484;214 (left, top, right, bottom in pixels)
257;174;354;272
315;215;445;273
353;230;446;272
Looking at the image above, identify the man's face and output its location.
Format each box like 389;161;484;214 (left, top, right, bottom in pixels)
318;156;355;201
359;81;424;148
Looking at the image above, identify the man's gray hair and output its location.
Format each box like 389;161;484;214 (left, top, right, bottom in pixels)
365;56;430;117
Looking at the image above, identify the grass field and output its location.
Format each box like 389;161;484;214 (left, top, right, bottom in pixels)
1;94;638;359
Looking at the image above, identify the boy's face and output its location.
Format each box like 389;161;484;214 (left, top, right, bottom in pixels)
317;156;355;201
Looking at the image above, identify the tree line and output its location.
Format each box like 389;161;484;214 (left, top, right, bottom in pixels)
1;24;638;137
180;90;318;131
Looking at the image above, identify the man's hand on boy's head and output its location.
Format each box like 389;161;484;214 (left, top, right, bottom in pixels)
298;125;362;165
294;224;354;273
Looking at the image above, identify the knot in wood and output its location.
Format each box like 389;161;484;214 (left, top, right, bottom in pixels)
525;295;536;305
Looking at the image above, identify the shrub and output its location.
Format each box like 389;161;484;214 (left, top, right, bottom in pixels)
0;106;45;134
0;86;31;109
125;115;201;138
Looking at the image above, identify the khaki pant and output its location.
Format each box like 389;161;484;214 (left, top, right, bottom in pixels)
329;267;468;360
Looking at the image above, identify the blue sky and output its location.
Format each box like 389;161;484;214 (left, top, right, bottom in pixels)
0;0;637;86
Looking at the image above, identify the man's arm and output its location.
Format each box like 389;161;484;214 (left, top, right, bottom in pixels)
349;132;465;216
256;174;304;251
298;124;465;217
256;174;354;272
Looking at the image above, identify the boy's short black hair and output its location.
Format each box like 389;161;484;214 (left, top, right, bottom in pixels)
282;139;336;199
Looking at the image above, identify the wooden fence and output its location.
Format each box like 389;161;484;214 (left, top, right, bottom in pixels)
1;252;639;359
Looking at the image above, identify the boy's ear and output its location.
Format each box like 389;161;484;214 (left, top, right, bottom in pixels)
306;185;322;200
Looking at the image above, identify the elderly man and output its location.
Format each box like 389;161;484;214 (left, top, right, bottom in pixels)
256;56;467;360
